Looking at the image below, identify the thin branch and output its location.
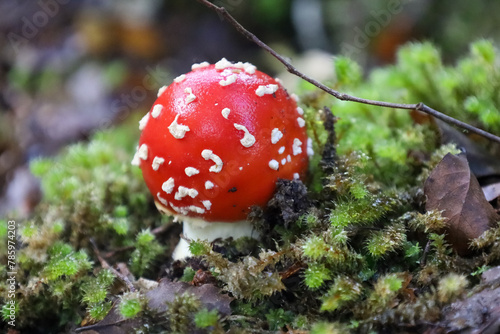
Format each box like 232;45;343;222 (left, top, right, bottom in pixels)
90;238;136;292
102;221;175;258
197;0;500;144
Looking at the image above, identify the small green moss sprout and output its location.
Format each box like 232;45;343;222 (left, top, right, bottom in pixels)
1;302;18;323
43;242;92;281
194;308;219;328
166;292;200;333
302;235;329;260
310;321;349;334
357;273;404;316
304;263;331;289
409;210;448;233
321;275;363;312
119;291;144;319
81;269;114;321
366;223;406;258
330;194;393;228
437;273;468;303
265;308;295;330
130;229;164;276
180;267;197;282
189;239;212;256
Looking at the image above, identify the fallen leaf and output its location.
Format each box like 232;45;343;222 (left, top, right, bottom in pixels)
77;280;233;333
424;153;499;255
76;302;143;334
481;265;500;284
146;279;233;315
438;282;500;333
482;182;500;202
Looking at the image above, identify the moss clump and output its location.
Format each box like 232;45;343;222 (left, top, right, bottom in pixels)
189;240;286;300
194;308;219;329
365;222;407;258
119;291;145;319
0;117;167;332
42;242;92;282
265;308;294;330
130;229;164;277
437;273;468;303
81;269;115;321
28;126;155;251
303;263;331;289
165;292;201;333
320;275;363;312
394;40;500;135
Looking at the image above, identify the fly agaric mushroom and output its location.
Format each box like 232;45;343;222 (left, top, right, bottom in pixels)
132;58;311;259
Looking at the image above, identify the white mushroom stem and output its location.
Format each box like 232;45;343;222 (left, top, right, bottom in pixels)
171;216;259;260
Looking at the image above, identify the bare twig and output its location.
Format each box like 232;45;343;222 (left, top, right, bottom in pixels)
103;221;175;258
197;0;500;144
90;238;136;292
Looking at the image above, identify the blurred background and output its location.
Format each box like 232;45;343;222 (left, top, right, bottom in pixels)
1;0;500;217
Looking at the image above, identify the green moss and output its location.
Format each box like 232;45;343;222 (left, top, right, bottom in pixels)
403;241;422;265
166;292;201;333
437;273;468;303
334;56;362;87
409;210;448;233
365;223;406;258
1;302;18;323
329;194;394;228
302;236;329;260
87;301;113;322
191;240;286;300
0;117;169;331
266;308;294;330
321;276;363;312
189;239;212;256
304;263;331;289
310;321;349;334
43;242;92;281
130;229;164;276
81;269;115;321
194;308;219;328
0;220;7;239
180;267;197;282
112;217;129;235
27;120;154;252
119;291;144;319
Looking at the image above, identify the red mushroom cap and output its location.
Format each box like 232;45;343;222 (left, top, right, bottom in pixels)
133;59;310;222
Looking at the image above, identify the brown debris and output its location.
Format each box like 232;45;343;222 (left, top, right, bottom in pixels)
424;153;499;255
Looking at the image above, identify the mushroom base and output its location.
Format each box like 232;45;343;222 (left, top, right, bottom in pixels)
172;216;259;260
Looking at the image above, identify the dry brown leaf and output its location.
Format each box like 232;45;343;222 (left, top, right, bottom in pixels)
146;279;233;315
77;280;233;333
439;278;500;332
76;304;143;334
424;153;499;255
483;182;500;202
